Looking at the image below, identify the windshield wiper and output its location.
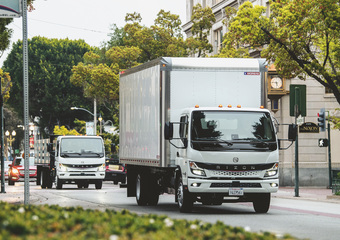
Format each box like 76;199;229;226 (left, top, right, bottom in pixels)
193;138;233;146
61;153;81;157
234;138;269;146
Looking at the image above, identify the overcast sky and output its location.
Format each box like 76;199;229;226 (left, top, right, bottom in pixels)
0;0;186;66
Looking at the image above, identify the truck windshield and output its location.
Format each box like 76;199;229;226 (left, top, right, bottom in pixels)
60;138;104;157
191;111;276;151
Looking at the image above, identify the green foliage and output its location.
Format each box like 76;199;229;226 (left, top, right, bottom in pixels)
0;201;297;239
187;4;216;57
71;9;187;135
220;0;340;105
123;10;187;62
0;69;12;102
3;37;94;136
53;126;80;136
329;108;340;130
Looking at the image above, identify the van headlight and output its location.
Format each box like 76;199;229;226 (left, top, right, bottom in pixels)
189;161;206;176
265;163;278;177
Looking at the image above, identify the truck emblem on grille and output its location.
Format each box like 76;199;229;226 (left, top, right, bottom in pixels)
233;157;239;163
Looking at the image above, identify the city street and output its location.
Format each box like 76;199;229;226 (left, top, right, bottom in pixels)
1;182;340;240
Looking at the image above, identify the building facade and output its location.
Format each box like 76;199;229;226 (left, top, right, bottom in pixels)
183;0;340;186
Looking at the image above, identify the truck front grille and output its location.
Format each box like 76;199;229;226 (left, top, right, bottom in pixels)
210;170;260;177
69;173;96;176
210;183;262;188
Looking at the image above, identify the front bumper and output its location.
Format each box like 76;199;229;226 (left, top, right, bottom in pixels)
104;171;126;183
58;171;105;180
187;177;279;194
11;175;37;182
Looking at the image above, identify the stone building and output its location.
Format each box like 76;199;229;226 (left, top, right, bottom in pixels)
183;0;340;186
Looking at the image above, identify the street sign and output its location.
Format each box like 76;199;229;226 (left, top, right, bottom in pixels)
318;138;328;147
0;0;21;18
296;115;304;126
299;122;319;133
289;85;306;117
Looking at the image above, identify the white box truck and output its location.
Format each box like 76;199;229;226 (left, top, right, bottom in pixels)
35;135;106;189
120;57;294;213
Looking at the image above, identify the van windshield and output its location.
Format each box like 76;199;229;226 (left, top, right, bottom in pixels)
60;138;104;158
191;111;276;151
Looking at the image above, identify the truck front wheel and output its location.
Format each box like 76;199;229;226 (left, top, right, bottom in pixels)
95;180;102;189
253;193;270;213
55;177;63;189
177;176;193;213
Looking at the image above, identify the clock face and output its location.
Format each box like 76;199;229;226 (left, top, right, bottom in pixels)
271;77;283;89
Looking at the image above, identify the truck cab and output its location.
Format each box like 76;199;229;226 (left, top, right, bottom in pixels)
53;135;106;189
168;106;279;212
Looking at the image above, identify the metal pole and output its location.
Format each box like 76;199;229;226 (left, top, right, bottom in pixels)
94;98;97;135
22;0;30;205
328;121;332;188
294;87;300;197
0;77;5;193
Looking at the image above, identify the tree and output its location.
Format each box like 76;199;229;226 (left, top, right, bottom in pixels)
0;0;35;58
70;52;120;106
187;4;216;57
53;125;80;136
0;69;12;102
3;37;93;135
123;11;187;62
220;0;340;105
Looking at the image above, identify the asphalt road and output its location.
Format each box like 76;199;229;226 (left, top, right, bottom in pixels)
1;182;340;240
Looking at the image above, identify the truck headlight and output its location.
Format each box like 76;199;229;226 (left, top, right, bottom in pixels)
59;163;68;172
265;163;278;177
98;164;105;171
189;161;206;176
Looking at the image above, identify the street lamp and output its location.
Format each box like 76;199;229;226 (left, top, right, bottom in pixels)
71;106;103;135
98;114;103;135
5;130;16;161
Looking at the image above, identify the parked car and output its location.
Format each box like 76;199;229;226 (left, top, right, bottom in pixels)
8;157;37;185
0;160;12;180
104;158;126;185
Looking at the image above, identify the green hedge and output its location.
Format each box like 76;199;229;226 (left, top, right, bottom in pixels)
0;201;296;240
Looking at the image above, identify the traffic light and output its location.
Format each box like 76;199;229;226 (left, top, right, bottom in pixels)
317;108;326;132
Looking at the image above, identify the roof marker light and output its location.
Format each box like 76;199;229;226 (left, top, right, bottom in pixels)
260;106;264;109
237;105;241;108
195;105;200;108
218;104;223;108
228;105;232;108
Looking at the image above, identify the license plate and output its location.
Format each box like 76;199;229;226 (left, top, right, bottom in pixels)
229;188;244;196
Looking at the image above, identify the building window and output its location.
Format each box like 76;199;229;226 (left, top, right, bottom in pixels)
214;28;223;54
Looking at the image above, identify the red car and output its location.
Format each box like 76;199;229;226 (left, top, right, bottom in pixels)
8;157;37;185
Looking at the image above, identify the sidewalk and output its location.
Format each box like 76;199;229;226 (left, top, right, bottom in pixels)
0;185;339;205
273;186;340;203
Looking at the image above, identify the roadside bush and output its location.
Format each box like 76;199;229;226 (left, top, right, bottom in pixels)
0;201;296;239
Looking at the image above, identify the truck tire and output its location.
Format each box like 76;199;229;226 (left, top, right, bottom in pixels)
177;176;193;213
148;176;159;206
136;173;148;206
253;193;270;213
46;173;53;189
55;176;63;189
95;180;102;189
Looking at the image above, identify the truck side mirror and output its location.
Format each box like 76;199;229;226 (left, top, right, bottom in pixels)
164;122;173;140
288;124;297;141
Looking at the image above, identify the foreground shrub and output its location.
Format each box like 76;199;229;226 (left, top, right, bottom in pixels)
0;201;296;239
